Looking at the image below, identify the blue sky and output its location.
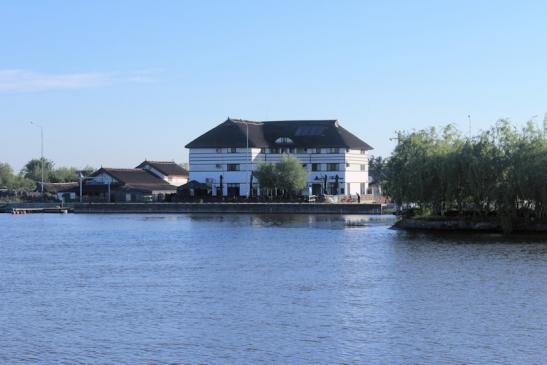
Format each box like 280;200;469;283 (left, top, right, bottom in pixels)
1;1;546;171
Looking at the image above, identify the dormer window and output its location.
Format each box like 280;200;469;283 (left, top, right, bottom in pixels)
275;137;294;144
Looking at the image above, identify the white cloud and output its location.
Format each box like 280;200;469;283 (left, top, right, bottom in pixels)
0;69;160;93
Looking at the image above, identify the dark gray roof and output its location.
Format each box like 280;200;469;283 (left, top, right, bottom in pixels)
185;118;373;150
38;182;79;193
90;168;177;192
136;161;188;177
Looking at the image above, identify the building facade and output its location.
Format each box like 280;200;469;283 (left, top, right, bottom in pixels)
185;118;373;197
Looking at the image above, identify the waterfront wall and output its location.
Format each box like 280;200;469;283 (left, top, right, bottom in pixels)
0;202;61;213
70;202;383;214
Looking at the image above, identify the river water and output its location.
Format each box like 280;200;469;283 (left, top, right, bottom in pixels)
1;214;546;364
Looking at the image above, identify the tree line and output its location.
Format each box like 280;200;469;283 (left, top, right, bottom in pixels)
0;158;94;192
375;119;547;227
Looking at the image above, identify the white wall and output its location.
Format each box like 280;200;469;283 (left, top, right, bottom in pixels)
188;148;369;196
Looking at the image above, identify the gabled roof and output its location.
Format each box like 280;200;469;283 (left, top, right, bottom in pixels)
38;182;79;193
90;168;177;192
185;118;373;150
136;160;188;177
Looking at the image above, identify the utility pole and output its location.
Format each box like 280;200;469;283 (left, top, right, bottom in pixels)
79;171;84;203
389;131;402;144
30;122;44;195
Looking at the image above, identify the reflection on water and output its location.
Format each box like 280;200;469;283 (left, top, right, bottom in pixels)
0;213;546;364
188;213;396;228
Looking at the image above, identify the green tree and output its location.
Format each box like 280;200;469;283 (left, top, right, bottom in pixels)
383;119;547;231
0;162;15;188
20;158;54;182
50;166;78;183
254;155;307;197
0;162;35;192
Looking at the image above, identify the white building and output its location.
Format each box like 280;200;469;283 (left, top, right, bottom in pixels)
136;160;188;187
185;118;373;197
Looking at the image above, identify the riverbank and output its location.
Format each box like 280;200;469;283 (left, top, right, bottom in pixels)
393;217;547;233
0;202;385;215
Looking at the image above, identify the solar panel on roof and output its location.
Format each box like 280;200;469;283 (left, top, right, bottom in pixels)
295;126;326;136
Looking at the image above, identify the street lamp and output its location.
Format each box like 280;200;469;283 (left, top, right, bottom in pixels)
30;121;44;195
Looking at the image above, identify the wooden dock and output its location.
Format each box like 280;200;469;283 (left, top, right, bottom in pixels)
11;207;72;214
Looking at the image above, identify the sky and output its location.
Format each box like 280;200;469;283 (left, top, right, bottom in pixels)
1;1;546;171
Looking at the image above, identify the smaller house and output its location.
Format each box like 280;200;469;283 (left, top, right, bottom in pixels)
83;167;177;202
39;182;79;202
136;160;188;187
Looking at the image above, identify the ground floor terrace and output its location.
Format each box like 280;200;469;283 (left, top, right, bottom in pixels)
188;171;369;198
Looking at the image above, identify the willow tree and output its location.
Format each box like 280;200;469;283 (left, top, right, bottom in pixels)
254;155;307;198
384;119;547;229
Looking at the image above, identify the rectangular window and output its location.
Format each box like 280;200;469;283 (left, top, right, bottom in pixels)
327;163;338;171
346;148;350;153
297;148;307;153
227;164;240;171
230;147;237;153
360;182;366;195
346;163;350;168
216;148;223;153
215;164;222;169
288;147;295;154
360;149;367;155
271;148;280;154
315;148;321;154
327;148;339;154
260;148;266;154
360;164;367;171
312;163;321;171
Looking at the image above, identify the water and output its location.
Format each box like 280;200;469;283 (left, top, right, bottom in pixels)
1;214;546;364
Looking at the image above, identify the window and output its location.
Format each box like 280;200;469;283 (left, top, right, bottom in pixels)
275;137;294;144
302;163;308;169
288;147;295;154
260;148;266;154
327;163;338;171
312;163;321;171
227;164;240;171
360;164;367;171
215;164;222;169
346;163;350;168
216;148;223;153
327;148;339;154
360;149;367;155
230;147;237;153
360;182;367;195
346;148;350;153
296;148;307;153
270;148;280;154
315;148;321;154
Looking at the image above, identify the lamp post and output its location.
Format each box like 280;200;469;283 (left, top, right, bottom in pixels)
30;122;44;195
246;121;252;197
